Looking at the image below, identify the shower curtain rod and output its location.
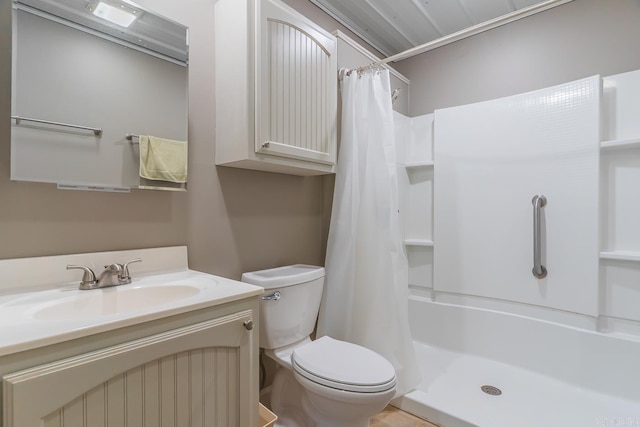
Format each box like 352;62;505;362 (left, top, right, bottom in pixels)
352;0;572;74
338;68;401;104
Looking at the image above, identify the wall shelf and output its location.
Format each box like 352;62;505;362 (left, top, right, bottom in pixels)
600;138;640;150
600;251;640;262
405;161;434;170
404;239;434;247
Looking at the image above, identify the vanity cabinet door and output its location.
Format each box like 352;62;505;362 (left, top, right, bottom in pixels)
2;310;257;427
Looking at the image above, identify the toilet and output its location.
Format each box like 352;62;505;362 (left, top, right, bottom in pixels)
242;265;397;427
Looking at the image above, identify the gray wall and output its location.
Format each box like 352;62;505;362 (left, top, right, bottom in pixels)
396;0;640;115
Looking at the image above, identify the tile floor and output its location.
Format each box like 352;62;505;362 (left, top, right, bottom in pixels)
369;406;438;427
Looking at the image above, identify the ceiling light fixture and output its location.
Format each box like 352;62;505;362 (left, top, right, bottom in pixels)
91;1;138;28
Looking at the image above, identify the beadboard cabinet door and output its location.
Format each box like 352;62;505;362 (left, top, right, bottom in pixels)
215;0;337;176
3;310;256;427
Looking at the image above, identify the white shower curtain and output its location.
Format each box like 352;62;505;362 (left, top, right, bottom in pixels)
317;69;421;396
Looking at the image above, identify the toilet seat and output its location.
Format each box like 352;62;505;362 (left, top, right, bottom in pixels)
291;336;397;393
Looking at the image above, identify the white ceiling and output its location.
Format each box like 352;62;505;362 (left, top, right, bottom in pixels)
309;0;561;57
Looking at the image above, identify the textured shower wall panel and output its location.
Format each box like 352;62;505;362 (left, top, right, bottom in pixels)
600;70;640;325
433;76;600;316
407;114;433;163
600;148;640;253
602;69;640;140
406;167;433;241
397;112;435;293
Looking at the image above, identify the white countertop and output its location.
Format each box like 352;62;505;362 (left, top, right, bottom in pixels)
0;269;263;357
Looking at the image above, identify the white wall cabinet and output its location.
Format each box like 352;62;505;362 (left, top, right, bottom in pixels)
2;300;258;427
215;0;337;176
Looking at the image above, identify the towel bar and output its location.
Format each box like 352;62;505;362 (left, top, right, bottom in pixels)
12;115;102;136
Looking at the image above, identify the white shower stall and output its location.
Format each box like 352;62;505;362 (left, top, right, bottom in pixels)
392;70;640;426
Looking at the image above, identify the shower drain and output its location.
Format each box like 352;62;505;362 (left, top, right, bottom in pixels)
481;385;502;396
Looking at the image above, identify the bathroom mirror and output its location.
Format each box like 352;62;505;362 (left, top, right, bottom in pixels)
10;0;188;192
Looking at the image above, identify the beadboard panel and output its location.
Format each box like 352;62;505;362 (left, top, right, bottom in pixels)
215;0;337;175
267;20;331;157
41;348;239;427
4;310;254;427
256;0;337;167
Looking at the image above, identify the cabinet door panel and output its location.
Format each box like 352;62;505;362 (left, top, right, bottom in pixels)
3;310;255;427
257;0;337;165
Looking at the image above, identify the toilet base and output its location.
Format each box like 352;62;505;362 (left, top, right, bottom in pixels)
269;365;394;427
270;368;312;427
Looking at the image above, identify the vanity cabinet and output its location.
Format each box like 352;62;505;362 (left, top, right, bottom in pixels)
214;0;338;176
1;299;259;427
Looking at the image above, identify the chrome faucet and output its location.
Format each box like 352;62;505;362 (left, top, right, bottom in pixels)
67;258;142;290
96;263;124;288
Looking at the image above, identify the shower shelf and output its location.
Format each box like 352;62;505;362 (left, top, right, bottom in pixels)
405;161;434;169
404;239;434;247
599;251;640;262
600;138;640;150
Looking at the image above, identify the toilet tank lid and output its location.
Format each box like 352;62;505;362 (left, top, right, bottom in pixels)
241;264;325;289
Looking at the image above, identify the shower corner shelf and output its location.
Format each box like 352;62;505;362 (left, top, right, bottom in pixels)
404;239;434;247
600;138;640;150
405;161;434;170
599;251;640;262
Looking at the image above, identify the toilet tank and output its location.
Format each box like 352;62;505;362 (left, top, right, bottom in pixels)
241;265;325;350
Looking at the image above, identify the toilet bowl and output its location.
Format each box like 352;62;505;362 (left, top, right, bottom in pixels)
242;265;397;427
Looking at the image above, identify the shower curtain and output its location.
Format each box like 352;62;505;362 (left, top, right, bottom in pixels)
317;69;421;396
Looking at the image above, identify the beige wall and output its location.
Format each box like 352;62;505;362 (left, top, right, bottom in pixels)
396;0;640;116
0;0;365;280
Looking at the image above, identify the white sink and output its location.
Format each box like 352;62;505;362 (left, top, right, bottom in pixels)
33;284;201;320
0;247;264;357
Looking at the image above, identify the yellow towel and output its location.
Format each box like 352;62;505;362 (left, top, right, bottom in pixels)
139;135;188;183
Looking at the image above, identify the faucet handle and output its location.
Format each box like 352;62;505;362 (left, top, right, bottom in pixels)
121;258;142;281
66;265;97;289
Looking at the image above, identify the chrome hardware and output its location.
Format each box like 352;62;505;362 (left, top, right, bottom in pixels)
125;134;139;143
66;265;98;290
70;259;140;290
243;320;254;330
532;195;547;279
391;88;401;104
261;291;281;301
96;263;124;288
12;115;102;136
262;141;270;148
481;385;502;396
119;258;142;284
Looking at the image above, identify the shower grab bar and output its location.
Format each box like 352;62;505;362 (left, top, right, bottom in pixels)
532;194;547;279
11;115;102;136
